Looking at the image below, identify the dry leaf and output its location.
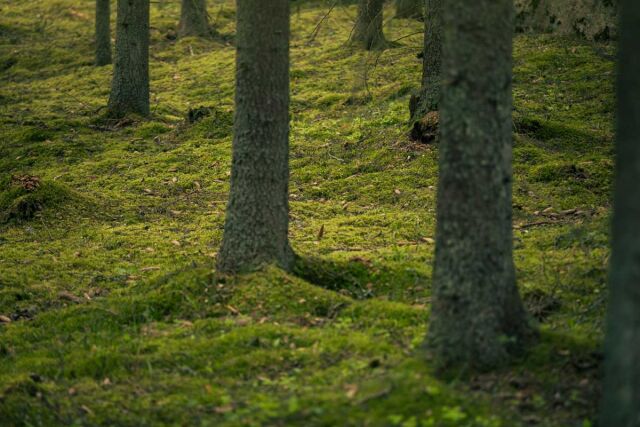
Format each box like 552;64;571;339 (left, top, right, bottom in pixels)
213;404;234;414
317;224;325;240
345;384;359;399
58;291;82;303
0;315;11;323
81;405;94;416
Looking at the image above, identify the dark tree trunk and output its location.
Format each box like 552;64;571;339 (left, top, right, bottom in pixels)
395;0;422;19
107;0;150;118
95;0;112;66
426;0;533;372
179;0;209;38
217;0;294;273
599;1;640;425
351;0;386;50
515;0;618;40
409;0;441;124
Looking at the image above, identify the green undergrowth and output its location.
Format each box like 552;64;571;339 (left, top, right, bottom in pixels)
0;0;614;425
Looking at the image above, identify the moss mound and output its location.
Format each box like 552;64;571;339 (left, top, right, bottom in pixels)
0;175;93;224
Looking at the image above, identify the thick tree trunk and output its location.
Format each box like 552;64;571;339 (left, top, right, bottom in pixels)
217;0;294;273
95;0;112;66
409;0;441;127
426;0;533;372
395;0;422;19
599;1;640;426
107;0;150;118
515;0;618;40
179;0;209;38
351;0;386;50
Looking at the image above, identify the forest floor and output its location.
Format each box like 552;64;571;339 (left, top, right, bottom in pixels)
0;1;615;426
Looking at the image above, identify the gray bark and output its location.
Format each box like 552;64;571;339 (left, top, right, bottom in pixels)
409;0;441;123
217;0;294;273
515;0;618;40
95;0;112;66
599;1;640;425
179;0;210;38
395;0;422;19
107;0;150;118
426;0;533;372
351;0;386;50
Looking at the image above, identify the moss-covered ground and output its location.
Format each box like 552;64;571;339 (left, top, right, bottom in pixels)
0;1;615;425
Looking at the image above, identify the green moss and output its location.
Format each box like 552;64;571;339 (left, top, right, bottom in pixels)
0;1;614;425
0;176;94;224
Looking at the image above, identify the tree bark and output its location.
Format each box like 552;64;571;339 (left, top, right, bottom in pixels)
409;0;441;124
426;0;533;372
217;0;294;273
179;0;209;38
351;0;386;50
107;0;150;118
599;1;640;425
95;0;112;66
395;0;422;19
515;0;618;40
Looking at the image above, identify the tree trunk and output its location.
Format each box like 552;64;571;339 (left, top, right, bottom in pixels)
217;0;294;273
515;0;618;40
409;0;441;126
395;0;422;19
426;0;534;372
599;1;640;425
179;0;209;38
107;0;150;118
351;0;386;50
95;0;112;66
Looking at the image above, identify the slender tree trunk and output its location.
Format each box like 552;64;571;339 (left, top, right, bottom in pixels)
351;0;386;50
107;0;150;118
409;0;441;124
426;0;533;372
95;0;112;66
395;0;422;19
179;0;209;38
217;0;294;273
599;1;640;425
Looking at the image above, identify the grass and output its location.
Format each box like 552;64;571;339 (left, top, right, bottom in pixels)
0;0;615;425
